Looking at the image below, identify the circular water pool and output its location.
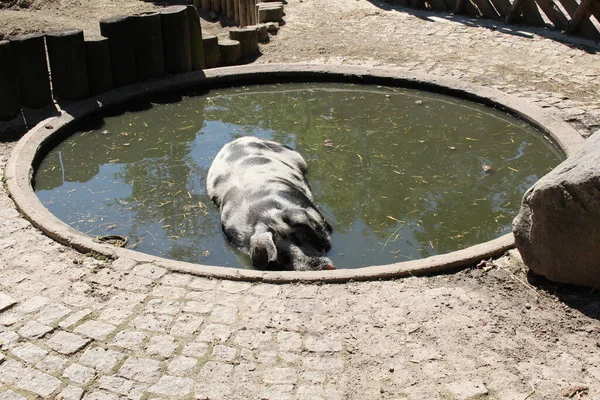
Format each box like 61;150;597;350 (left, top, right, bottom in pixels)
33;82;562;269
6;65;583;281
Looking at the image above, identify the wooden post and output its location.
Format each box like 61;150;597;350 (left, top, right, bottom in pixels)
227;0;235;19
234;0;240;24
249;0;257;24
470;0;500;18
201;0;211;11
202;34;220;68
85;36;114;96
131;12;165;80
46;29;89;101
161;6;192;74
186;5;206;70
9;33;52;110
558;0;600;39
99;16;137;87
520;0;546;25
229;27;258;57
211;0;221;14
218;39;241;66
505;0;523;23
0;40;20;121
566;0;595;33
533;0;569;30
258;4;284;23
487;0;511;17
239;0;248;26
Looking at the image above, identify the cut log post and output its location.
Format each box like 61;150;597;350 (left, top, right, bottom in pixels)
222;0;228;16
506;0;523;23
161;6;192;74
0;40;20;121
249;0;257;24
229;27;258;57
202;34;220;68
566;0;595;33
227;0;235;18
533;0;569;30
45;29;89;101
130;12;165;80
211;0;221;13
428;0;448;12
239;0;248;26
234;0;240;23
520;0;546;25
219;39;241;66
9;33;52;110
186;5;205;70
201;0;211;10
85;36;114;96
258;4;284;23
99;16;137;87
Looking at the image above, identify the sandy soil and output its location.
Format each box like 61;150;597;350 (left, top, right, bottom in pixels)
1;1;600;399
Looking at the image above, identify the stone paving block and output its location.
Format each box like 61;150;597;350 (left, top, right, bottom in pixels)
118;357;162;383
187;277;218;291
161;273;192;287
199;361;234;383
0;359;30;384
86;269;124;287
132;263;166;280
263;367;298;384
167;355;198;376
277;331;303;352
36;354;68;373
234;329;272;350
63;363;96;384
0;390;27;400
11;342;48;363
47;331;91;355
249;284;281;298
16;295;50;313
240;295;264;313
98;375;134;396
151;285;187;300
35;303;72;325
110;257;137;271
445;380;489;400
218;280;252;294
303;355;344;371
287;298;325;314
74;320;117;340
82;390;119;400
280;351;303;364
170;314;204;337
128;383;149;400
148;375;195;397
305;334;342;352
103;293;147;311
0;331;19;349
197;323;233;343
18;320;54;338
113;275;153;292
58;385;85;400
210;305;237;325
98;307;134;325
195;383;234;400
0;311;22;327
130;313;174;332
17;368;62;397
79;347;125;373
145;299;182;315
282;284;319;299
301;370;327;384
182;300;214;314
212;344;237;362
110;330;147;351
145;334;177;358
261;384;295;399
185;290;214;302
0;292;17;312
58;309;92;329
257;351;278;364
182;341;209;358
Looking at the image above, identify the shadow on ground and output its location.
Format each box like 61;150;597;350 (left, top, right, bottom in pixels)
367;0;600;54
528;271;600;320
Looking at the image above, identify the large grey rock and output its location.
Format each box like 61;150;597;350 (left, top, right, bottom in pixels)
513;132;600;287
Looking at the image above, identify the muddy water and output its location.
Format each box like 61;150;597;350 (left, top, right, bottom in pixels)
34;83;562;269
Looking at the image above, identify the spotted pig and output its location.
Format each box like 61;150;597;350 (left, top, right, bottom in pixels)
206;136;335;271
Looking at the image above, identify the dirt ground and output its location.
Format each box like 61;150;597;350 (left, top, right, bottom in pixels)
1;1;600;399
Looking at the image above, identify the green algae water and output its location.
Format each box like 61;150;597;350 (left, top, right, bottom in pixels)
33;83;562;269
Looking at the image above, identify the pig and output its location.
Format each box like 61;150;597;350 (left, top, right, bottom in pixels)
206;136;335;271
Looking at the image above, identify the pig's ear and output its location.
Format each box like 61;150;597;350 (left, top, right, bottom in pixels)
250;231;277;269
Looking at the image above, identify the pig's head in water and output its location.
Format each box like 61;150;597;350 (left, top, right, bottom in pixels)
249;208;335;271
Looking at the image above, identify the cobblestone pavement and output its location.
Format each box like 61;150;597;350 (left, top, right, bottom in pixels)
2;1;600;399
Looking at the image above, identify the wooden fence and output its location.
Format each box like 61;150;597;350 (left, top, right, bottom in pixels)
383;0;600;41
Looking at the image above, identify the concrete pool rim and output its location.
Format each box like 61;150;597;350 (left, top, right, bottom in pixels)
5;63;585;283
